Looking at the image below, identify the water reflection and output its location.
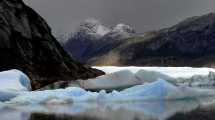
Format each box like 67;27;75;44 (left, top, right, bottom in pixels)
168;106;215;120
0;99;203;120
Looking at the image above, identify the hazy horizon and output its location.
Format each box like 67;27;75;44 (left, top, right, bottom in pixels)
24;0;215;37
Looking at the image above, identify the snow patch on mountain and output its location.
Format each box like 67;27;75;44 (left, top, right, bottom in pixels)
70;18;136;41
79;18;110;36
113;23;135;34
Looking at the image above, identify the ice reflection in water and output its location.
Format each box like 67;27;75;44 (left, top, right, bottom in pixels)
0;99;202;120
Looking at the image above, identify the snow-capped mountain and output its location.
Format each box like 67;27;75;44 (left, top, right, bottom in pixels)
65;13;215;67
112;23;135;34
103;23;136;41
90;13;215;66
63;19;136;63
80;18;111;36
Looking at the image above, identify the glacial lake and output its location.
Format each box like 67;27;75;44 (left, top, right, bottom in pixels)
1;98;214;120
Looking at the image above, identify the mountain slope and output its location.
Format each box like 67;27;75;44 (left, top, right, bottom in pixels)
0;0;104;89
63;19;136;63
89;13;215;67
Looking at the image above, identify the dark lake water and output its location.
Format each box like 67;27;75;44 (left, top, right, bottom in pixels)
1;99;214;120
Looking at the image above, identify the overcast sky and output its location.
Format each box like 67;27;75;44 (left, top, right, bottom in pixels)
24;0;215;35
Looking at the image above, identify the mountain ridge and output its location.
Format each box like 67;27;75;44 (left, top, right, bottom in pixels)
64;13;215;67
64;18;136;63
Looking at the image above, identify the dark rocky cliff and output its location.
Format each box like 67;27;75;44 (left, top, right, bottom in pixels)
0;0;104;89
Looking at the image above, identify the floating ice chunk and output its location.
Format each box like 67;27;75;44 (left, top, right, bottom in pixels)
135;70;174;83
106;80;215;102
7;80;215;105
169;71;215;88
94;66;215;78
80;68;215;91
93;66;140;74
93;66;215;89
42;67;215;91
0;69;31;91
79;70;140;90
8;87;99;105
0;70;31;102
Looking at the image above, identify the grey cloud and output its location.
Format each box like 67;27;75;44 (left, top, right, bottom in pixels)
24;0;215;35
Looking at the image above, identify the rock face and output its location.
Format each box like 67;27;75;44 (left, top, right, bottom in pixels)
87;13;215;66
0;0;104;90
63;19;136;63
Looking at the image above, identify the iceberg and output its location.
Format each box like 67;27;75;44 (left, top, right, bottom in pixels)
0;69;31;91
92;66;215;89
105;80;207;102
135;70;174;83
0;67;214;120
0;69;31;101
79;70;141;90
94;66;215;78
7;80;215;105
0;67;213;105
78;67;215;91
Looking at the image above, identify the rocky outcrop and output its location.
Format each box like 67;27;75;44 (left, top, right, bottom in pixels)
0;0;104;90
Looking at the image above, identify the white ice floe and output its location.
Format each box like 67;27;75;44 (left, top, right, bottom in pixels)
0;69;31;101
80;66;215;90
79;70;141;90
7;80;215;105
0;67;215;120
135;70;174;83
0;67;214;106
93;66;215;78
0;69;31;91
